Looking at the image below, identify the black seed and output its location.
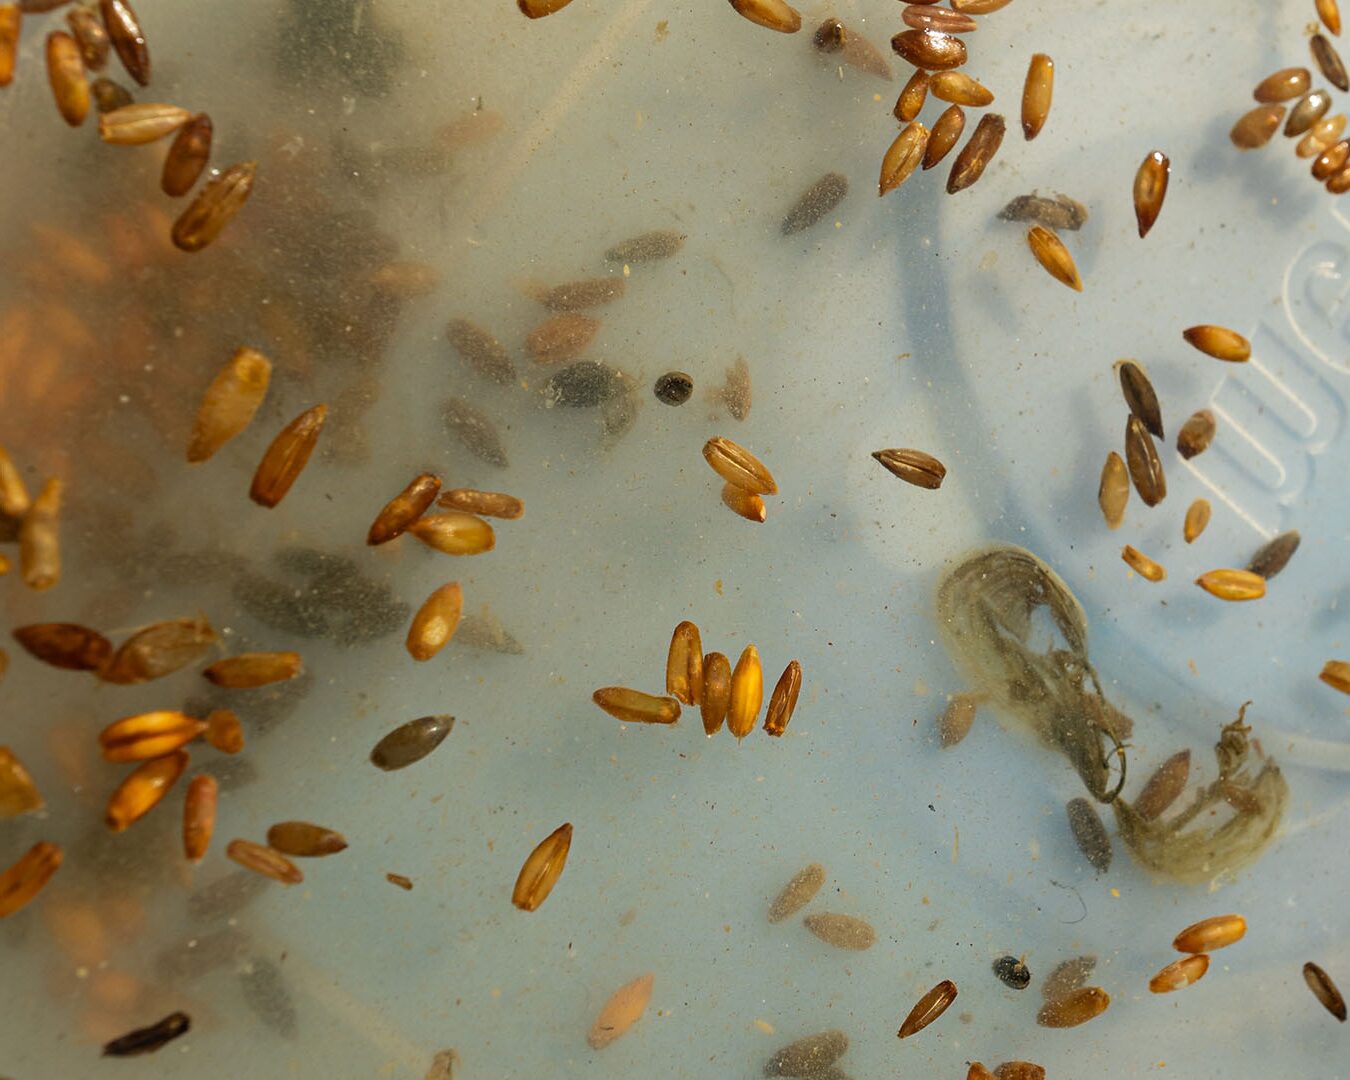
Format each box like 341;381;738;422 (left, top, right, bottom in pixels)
1117;360;1163;439
654;371;694;406
993;955;1031;989
102;1012;191;1057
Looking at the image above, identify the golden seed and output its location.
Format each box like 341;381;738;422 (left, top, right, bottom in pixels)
1176;408;1216;460
890;28;967;70
1298;112;1346;156
512;822;572;911
1254;66;1312;102
249;402;326;507
879;122;928;196
1319;660;1350;694
781;172;849;235
1174;914;1246;953
665;621;704;706
90;75;133;112
1026;225;1082;291
897;979;958;1038
517;0;573;16
0;747;42;818
161;111;213;196
446;319;515;384
182;774;218;863
721;482;767;522
768;862;825;923
1183;498;1211;544
1116;359;1163;438
103;1013;191;1058
1133;151;1169;238
203;651;302;688
12;622;112;672
703;436;778;495
1149;953;1209;994
1319;0;1343;36
1124;414;1166;507
1021;53;1053;140
1312;34;1349;91
727;0;801;34
370;715;454;771
226;839;303;885
100;0;147;84
804;912;876;950
993;1063;1044;1080
923;104;965;170
1286;90;1333;136
99;711;207;763
1247;529;1300;579
101;615;216;684
700;652;731;735
408;511;496;556
1122;544;1166;583
950;0;1012;10
587;972;655;1050
1230;103;1286;148
0;444;30;518
1036;986;1109;1028
593;687;681;725
525;312;601;365
1328;162;1350;192
98;102;190;145
386;872;413;890
894;69;929;122
947;112;1006;193
764;1030;848;1076
407;582;463;661
0;5;18;89
367;472;441;545
938;692;977;747
1134;749;1190;820
931;70;993;106
205;709;244;754
46;31;88;126
186;346;272;463
1194;569;1266;601
106;750;188;832
727;644;763;740
1304;961;1347;1021
171;161;258;253
604;229;686;264
764;660;802;737
872;447;946;489
66;5;108;69
437;488;524;520
0;842;63;918
1314;137;1350;178
901;4;977;33
266;821;348;857
19;477;62;591
1066;797;1112;871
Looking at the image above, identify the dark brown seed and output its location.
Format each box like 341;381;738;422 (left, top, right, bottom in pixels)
1304;961;1347;1021
367;472;441;545
524;312;600;365
370;714;454;771
249;403;326;507
1314;138;1350;178
102;1012;190;1057
386;872;413;890
534;277;625;312
654;371;694;406
1247;529;1300;579
764;1029;848;1076
768;862;825;923
1124;414;1166;506
872;448;946;489
1286;90;1332;136
67;5;109;69
890;28;967;71
205;709;244;754
604;229;685;263
1254;66;1311;101
781;172;849;235
266;821;348;857
923;105;965;170
897;979;958;1038
12;623;111;672
101;615;216;683
763;660;801;736
947;112;1005;193
161;112;212;197
1042;956;1096;1001
1117;359;1163;438
0;6;16;89
446;319;515;384
1176;409;1216;459
1133;151;1169;238
172;161;258;253
1231;104;1286;148
443;396;508;466
894;69;929;122
901;4;976;33
46;30;89;127
1065;797;1111;872
993;955;1031;989
99;0;147;85
1134;750;1190;820
1312;34;1349;91
700;651;731;735
91;76;133;112
1021;53;1053;139
1327;162;1350;192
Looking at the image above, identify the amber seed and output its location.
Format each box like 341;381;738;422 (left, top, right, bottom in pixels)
266;821;348;858
993;955;1031;990
948;112;1006;193
726;645;764;740
366;473;440;545
1133;151;1169;238
1173;913;1246;953
931;70;993;106
1246;529;1300;579
968;1066;997;1080
1149;953;1209;994
605;229;685;264
102;1012;190;1057
99;711;207;763
100;0;147;84
1286;90;1333;136
384;872;413;890
898;979;958;1038
1097;451;1129;530
171;161;258;253
248;402;326;506
1176;409;1216;460
90;76;133;112
1194;569;1266;601
1065;797;1112;871
763;660;802;737
1021;53;1053;139
1117;359;1163;438
804;912;876;950
721;483;767;523
1314;138;1350;178
938;692;977;747
593;687;681;725
205;709;244;754
1124;414;1166;507
161;111;212;196
1312;35;1349;91
19;477;61;591
106;750;189;832
700;652;731;735
203;652;301;688
950;0;1012;11
186;346;272;463
704;436;778;495
890;28;967;70
1327;162;1350;193
1182;499;1211;545
102;615;216;684
587;972;655;1050
12;622;112;672
1134;749;1191;819
923;105;965;170
227;839;303;885
895;69;930;121
728;0;801;34
370;715;454;771
409;512;496;556
437;488;524;520
1254;66;1312;102
872;447;946;489
781;172;849;235
518;0;573;16
768;862;825;923
182;774;218;863
1298;112;1346;156
879;122;928;196
1230;104;1286;148
0;444;29;518
1026;225;1082;291
1319;0;1343;36
901;4;977;33
1122;544;1166;583
0;5;18;89
665;621;704;706
67;5;109;69
764;1030;848;1076
512;822;573;911
1304;962;1347;1021
46;31;89;126
1320;660;1350;695
1036;986;1109;1027
405;581;464;661
98;102;189;144
0;841;62;918
0;747;43;818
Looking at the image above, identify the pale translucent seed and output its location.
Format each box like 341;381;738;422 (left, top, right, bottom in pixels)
768;862;825;923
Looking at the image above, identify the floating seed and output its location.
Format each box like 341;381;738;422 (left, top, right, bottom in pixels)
1117;359;1163;438
1319;0;1343;36
1021;53;1053;139
588;972;655;1050
1026;225;1082;291
1287;90;1333;136
0;444;29;518
535;276;625;312
46;31;89;126
902;4;977;33
1254;66;1311;103
1299;112;1346;156
764;1029;847;1076
804;912;876;950
1037;986;1109;1027
764;660;802;737
931;70;992;106
1231;104;1286;148
525;312;600;365
997;191;1088;230
781;172;849;235
249;402;325;507
518;0;573;16
366;473;440;545
1133;151;1169;238
438;488;523;520
544;359;620;407
406;582;463;661
102;1012;190;1057
1124;414;1166;507
768;862;825;923
1182;498;1211;544
879;122;929;196
700;651;731;735
1134;750;1190;820
106;750;188;832
182;774;217;863
445;319;515;384
600;372;640;442
665;622;704;706
227;839;303;885
947;112;1005;193
993;955;1031;990
1097;451;1129;529
1149;953;1209;993
386;872;413;890
100;0;147;84
727;644;763;740
98;102;189;144
704;436;778;495
266;821;347;857
811;18;893;79
1304;961;1347;1021
67;5;109;69
872;447;946;489
187;346;272;463
409;512;495;556
654;371;694;405
1065;797;1112;871
890;28;967;70
593;686;681;724
12;622;111;672
239;956;297;1038
91;76;133;112
0;841;62;918
1247;530;1300;579
512;822;572;911
18;477;61;591
1174;914;1246;953
728;0;801;33
369;260;440;298
0;747;42;817
161;111;212;196
898;979;958;1038
722;482;767;522
205;709;244;754
938;692;978;747
1320;660;1350;694
994;1064;1044;1080
99;711;207;763
0;5;17;88
370;715;453;771
1176;408;1217;459
1042;955;1095;1001
204;652;301;688
923;105;965;170
102;616;216;684
1122;544;1166;583
1194;569;1265;601
895;69;930;121
172;161;257;252
721;355;752;420
1312;34;1349;91
443;396;508;466
605;229;685;263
